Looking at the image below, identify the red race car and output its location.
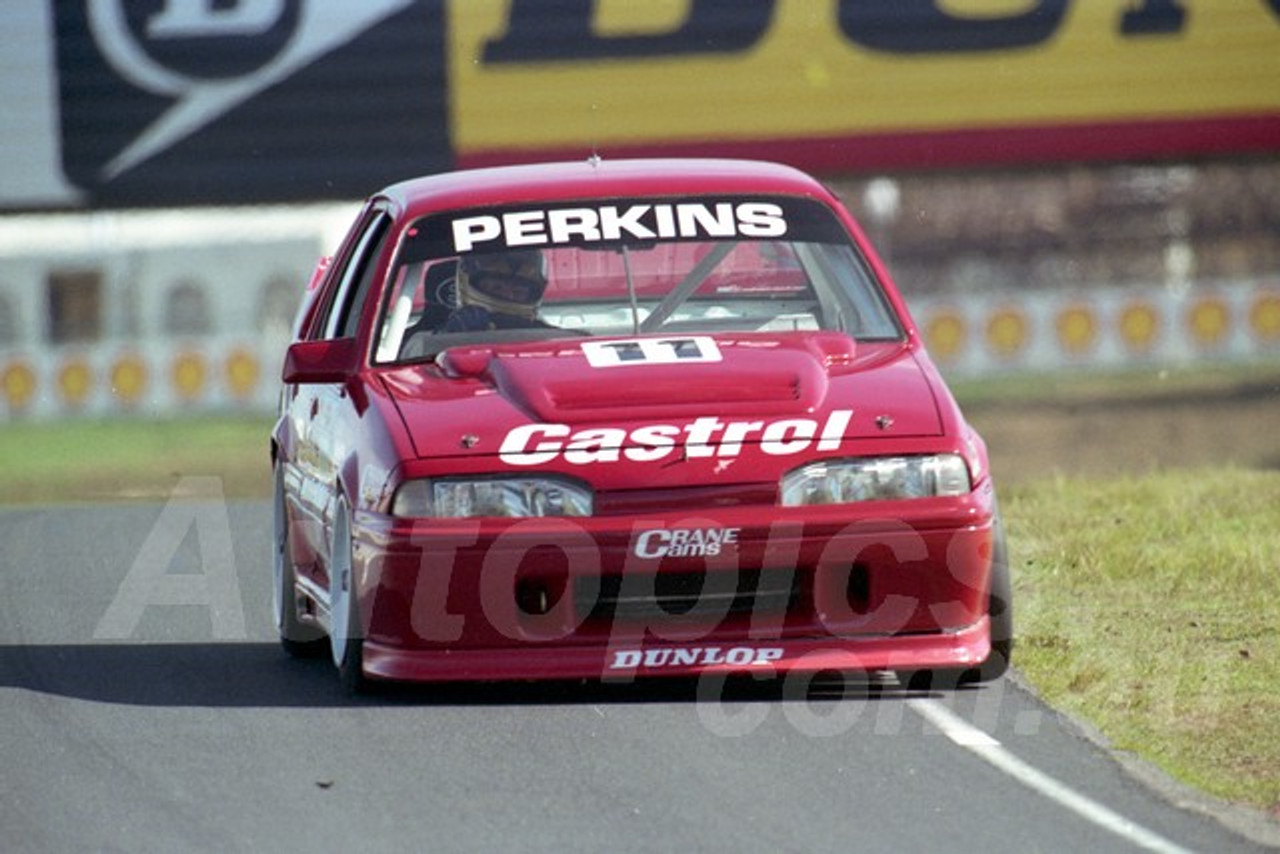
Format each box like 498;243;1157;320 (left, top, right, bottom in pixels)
271;158;1011;693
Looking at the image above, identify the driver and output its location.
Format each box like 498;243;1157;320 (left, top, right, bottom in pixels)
442;249;552;332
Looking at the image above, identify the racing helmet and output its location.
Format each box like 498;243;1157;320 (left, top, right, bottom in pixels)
457;249;549;319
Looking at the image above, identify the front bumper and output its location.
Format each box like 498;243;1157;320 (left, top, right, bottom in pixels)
362;617;991;683
346;488;998;683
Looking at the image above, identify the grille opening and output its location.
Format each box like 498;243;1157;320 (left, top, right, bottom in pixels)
653;571;712;616
514;547;569;617
846;564;871;614
577;569;801;623
515;578;557;616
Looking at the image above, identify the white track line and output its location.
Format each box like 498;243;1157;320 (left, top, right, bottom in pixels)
909;699;1197;854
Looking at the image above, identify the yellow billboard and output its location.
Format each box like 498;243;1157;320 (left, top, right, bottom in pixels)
450;1;1280;169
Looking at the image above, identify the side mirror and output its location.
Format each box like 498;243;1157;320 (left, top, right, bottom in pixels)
282;338;360;384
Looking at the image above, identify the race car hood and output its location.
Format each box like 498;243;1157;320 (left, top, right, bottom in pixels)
380;332;944;462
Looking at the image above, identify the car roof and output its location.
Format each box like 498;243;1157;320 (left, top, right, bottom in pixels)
379;158;839;219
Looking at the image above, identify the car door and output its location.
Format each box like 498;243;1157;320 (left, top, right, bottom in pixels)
285;206;393;591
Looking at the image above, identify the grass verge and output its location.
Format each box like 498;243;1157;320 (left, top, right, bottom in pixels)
1003;467;1280;812
0;415;272;504
948;360;1280;407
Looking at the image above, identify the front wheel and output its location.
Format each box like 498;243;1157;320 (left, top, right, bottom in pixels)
328;499;368;695
969;514;1013;683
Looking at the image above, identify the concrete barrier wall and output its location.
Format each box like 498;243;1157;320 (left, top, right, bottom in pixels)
3;273;1276;421
911;279;1280;378
0;211;332;421
1;337;284;420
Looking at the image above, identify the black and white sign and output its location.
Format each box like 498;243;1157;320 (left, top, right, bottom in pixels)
48;0;449;207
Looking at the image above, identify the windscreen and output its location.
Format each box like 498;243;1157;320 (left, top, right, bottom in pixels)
374;196;902;364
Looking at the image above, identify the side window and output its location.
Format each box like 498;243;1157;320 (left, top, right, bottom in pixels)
312;211;392;341
337;216;392;339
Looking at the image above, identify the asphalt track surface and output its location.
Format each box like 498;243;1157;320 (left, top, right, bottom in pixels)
2;497;1274;853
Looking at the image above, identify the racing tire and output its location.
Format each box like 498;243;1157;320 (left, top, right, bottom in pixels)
970;515;1014;683
273;468;326;658
328;498;368;695
900;511;1013;690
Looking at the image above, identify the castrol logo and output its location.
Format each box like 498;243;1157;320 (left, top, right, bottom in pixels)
498;410;852;466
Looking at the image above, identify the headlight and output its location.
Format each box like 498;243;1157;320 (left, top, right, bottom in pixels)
392;477;593;518
780;455;971;505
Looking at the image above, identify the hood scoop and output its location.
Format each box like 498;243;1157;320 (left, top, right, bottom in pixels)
462;333;853;423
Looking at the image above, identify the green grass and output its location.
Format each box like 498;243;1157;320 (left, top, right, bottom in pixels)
1003;468;1280;810
0;415;273;504
948;361;1280;406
